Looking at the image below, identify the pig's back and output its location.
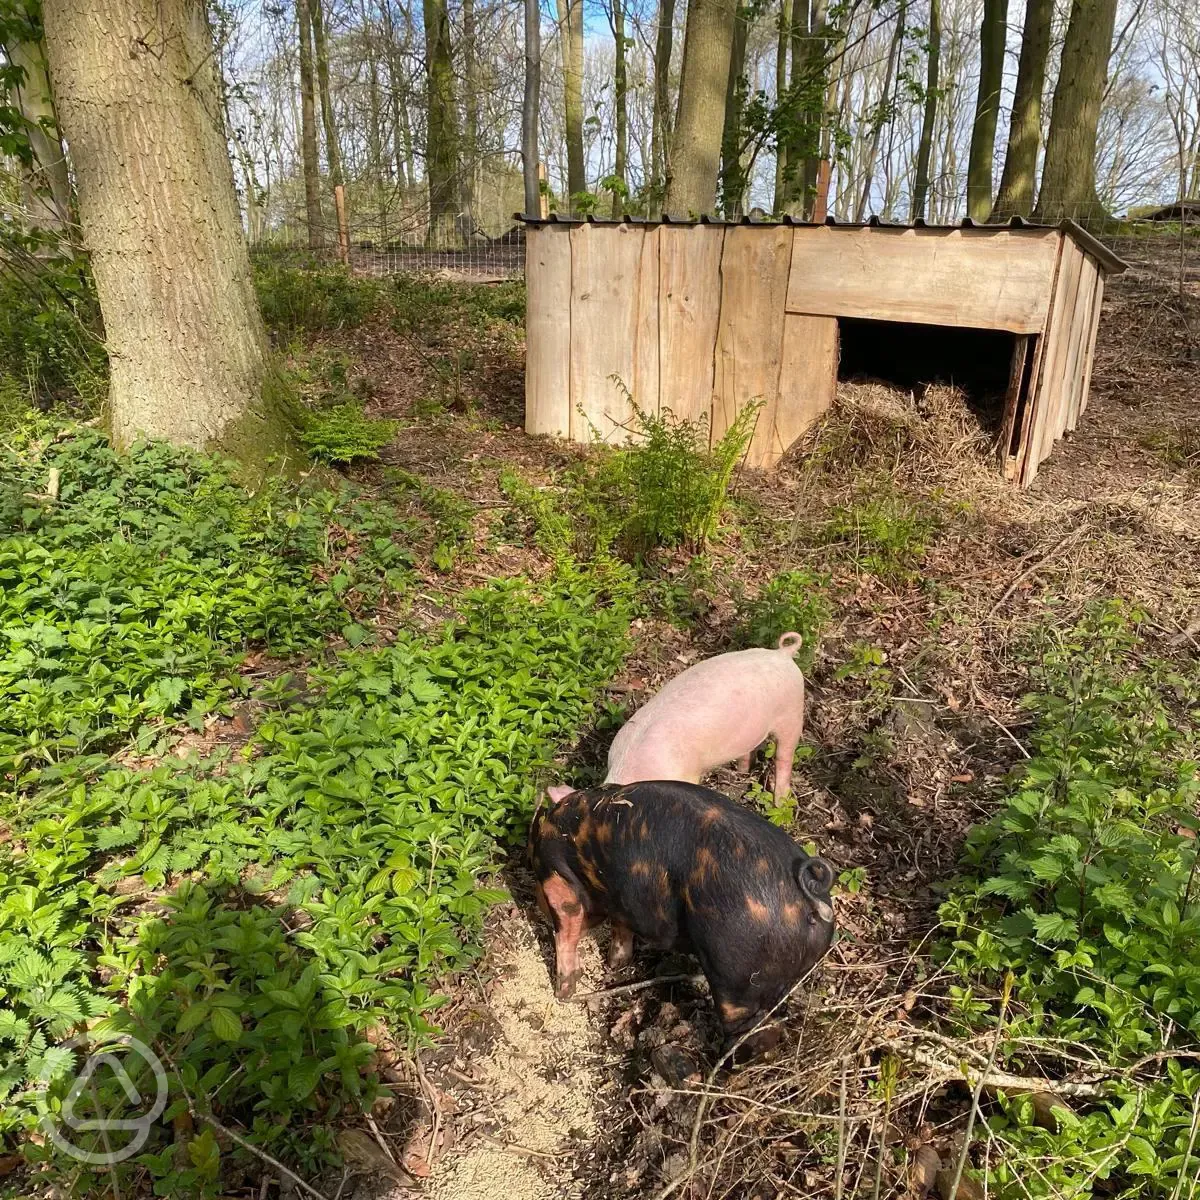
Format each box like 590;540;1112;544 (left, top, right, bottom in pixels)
605;647;803;781
600;782;823;950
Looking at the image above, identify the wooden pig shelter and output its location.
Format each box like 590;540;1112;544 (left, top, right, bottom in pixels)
521;215;1127;486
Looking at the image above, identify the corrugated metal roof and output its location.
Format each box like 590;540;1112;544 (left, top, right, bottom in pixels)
513;211;1128;274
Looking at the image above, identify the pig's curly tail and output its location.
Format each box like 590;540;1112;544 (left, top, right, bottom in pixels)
777;631;803;656
795;856;836;926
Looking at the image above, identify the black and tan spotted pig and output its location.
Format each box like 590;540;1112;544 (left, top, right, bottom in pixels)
529;780;835;1055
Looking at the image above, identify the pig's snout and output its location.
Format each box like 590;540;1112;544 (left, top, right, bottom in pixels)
795;856;836;925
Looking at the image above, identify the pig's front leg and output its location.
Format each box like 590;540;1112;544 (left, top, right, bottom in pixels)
539;873;588;998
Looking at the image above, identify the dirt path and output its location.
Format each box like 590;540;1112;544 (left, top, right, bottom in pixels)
418;908;611;1200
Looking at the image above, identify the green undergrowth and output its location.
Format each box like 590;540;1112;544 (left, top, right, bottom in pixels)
0;424;634;1196
501;400;761;563
938;601;1200;1197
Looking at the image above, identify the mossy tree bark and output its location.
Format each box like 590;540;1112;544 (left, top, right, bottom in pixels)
557;0;586;205
992;0;1052;219
649;0;675;207
666;0;737;215
610;0;629;217
42;0;295;467
1032;0;1118;223
718;5;748;216
966;0;1008;221
909;0;940;220
423;0;461;244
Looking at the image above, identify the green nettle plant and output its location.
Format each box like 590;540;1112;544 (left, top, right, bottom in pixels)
0;424;634;1197
503;397;763;563
734;569;832;667
938;601;1200;1198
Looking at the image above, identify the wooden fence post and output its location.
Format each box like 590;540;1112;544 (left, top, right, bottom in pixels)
334;184;350;265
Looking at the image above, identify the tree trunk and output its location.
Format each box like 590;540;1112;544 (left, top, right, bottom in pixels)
3;33;74;237
297;0;324;246
311;0;343;189
719;5;748;215
611;0;629;216
423;0;461;244
361;0;385;181
666;0;737;214
650;0;676;207
772;0;792;212
558;0;586;204
966;0;1008;221
855;1;904;221
910;0;940;220
786;0;827;215
991;0;1051;218
1031;0;1117;223
523;0;542;215
42;0;292;466
463;0;479;211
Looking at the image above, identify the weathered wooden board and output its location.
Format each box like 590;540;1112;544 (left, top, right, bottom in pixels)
712;225;793;451
757;313;838;467
1075;258;1099;432
1032;239;1084;470
524;225;573;438
632;226;661;419
658;225;726;428
1074;271;1106;426
569;222;646;442
786;226;1060;334
1059;252;1097;436
997;334;1031;469
1015;235;1066;485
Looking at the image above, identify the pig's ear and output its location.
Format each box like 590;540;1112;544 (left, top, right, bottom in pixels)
546;784;577;805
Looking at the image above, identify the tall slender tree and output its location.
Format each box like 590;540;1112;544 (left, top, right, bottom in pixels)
42;0;293;466
855;0;905;220
462;0;479;210
1;13;73;237
297;0;324;246
1032;0;1118;222
910;0;941;219
772;0;792;212
557;0;586;203
522;0;541;215
650;0;676;205
719;4;748;215
966;0;1008;220
610;0;629;215
423;0;461;243
666;0;737;214
992;0;1052;217
310;0;343;188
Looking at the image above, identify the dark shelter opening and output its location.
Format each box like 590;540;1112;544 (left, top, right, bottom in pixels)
836;316;1020;436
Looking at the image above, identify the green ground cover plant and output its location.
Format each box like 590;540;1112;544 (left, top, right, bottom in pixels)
0;424;633;1197
938;601;1200;1197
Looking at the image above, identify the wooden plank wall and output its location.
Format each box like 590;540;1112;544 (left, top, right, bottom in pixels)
1019;238;1106;485
526;222;1109;482
524;225;572;438
787;227;1060;334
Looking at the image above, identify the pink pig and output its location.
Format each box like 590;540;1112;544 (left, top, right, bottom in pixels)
604;633;806;803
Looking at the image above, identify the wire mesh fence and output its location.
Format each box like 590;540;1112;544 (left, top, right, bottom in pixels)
244;165;527;281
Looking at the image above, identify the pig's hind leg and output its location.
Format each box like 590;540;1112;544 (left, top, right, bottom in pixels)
771;709;804;804
538;872;589;999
